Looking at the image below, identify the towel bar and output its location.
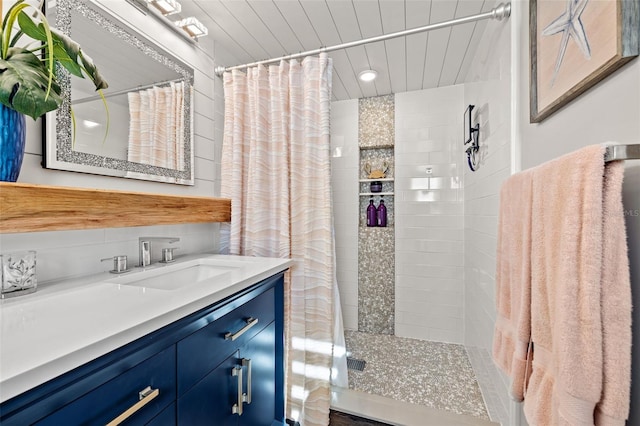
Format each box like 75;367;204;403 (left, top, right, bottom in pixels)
605;144;640;162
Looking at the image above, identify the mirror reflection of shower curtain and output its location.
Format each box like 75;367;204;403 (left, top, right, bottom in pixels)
126;82;185;182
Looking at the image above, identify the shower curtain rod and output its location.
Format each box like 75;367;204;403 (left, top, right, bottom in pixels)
214;2;511;77
72;78;186;105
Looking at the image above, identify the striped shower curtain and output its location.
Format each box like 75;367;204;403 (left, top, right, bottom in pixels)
127;82;185;182
220;53;346;426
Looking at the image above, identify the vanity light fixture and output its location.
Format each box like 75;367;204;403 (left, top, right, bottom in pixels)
358;69;377;82
147;0;182;16
175;17;208;39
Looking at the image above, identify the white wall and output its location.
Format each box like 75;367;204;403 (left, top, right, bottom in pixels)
395;86;465;343
330;100;359;331
461;1;640;424
514;0;640;422
462;9;512;425
0;1;241;283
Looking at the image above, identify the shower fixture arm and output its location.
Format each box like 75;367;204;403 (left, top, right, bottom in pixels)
214;2;512;76
464;105;481;172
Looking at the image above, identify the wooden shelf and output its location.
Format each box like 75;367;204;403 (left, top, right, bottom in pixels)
0;182;231;233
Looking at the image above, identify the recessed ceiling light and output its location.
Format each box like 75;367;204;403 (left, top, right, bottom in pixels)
358;69;377;82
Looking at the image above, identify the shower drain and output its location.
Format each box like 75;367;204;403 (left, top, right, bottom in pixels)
346;357;366;371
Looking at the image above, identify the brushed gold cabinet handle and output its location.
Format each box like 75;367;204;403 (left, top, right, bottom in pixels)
225;317;258;341
105;386;159;426
231;365;243;416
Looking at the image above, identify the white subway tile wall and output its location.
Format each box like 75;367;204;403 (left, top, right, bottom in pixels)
463;15;512;426
330;99;360;330
395;85;465;344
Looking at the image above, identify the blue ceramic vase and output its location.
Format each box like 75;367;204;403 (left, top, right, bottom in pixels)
0;104;26;182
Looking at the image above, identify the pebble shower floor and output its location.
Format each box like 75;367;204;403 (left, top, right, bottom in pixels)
344;330;490;420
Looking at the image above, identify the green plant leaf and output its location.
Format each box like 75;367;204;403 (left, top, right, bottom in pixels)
0;1;108;121
9;29;24;48
16;11;41;43
49;28;108;91
77;50;108;90
11;8;56;101
52;44;84;78
2;2;30;59
0;47;61;119
18;19;109;91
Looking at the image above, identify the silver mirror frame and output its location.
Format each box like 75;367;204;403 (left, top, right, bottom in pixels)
44;0;195;185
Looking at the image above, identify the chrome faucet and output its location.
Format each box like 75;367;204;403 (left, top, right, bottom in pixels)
138;237;180;267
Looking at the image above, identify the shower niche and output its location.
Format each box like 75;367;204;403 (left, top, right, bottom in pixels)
359;147;394;227
357;95;395;335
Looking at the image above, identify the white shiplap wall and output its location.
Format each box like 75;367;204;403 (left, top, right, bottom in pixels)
0;0;241;284
184;0;494;102
394;85;465;343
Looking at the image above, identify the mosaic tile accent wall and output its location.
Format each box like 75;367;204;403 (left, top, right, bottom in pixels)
359;95;394;148
358;227;395;334
358;95;395;335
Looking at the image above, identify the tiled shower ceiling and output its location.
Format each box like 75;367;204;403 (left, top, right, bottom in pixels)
183;0;494;101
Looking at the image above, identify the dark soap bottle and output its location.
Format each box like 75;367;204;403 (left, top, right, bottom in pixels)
366;198;377;227
377;197;387;227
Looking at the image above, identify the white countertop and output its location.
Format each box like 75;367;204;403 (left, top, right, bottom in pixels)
0;254;291;403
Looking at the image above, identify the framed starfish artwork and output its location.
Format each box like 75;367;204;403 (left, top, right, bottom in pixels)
530;0;639;123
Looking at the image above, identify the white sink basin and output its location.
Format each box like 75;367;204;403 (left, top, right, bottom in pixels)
108;259;241;291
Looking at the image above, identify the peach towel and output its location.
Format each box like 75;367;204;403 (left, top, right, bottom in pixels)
493;145;632;425
493;168;534;402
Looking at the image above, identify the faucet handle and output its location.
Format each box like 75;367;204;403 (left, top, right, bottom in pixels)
161;247;177;263
140;240;151;267
101;255;129;274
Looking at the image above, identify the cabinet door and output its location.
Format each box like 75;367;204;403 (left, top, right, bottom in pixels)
177;351;240;426
35;347;176;426
177;287;275;396
146;402;175;425
239;321;276;426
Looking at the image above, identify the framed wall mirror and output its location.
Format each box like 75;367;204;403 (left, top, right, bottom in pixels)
44;0;195;185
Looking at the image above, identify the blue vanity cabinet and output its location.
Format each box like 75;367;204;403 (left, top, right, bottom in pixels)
0;272;286;426
147;403;177;426
34;346;177;426
176;286;276;396
176;279;283;425
177;322;279;426
177;351;240;426
237;321;278;425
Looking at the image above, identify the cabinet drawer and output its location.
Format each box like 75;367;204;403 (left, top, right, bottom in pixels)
36;347;176;426
177;287;275;395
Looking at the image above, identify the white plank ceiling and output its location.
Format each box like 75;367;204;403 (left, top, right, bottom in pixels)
181;0;493;101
